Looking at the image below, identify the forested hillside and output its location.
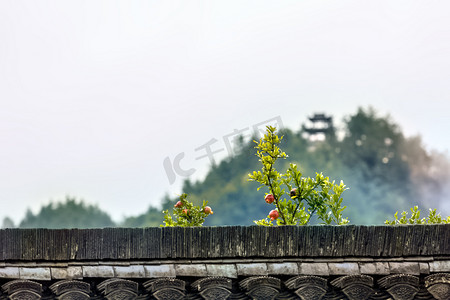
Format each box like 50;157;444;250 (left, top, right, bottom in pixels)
123;107;449;226
17;197;115;229
4;107;448;228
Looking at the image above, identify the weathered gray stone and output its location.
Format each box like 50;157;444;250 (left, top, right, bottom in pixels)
99;261;130;266
267;262;299;275
175;264;207;277
419;262;430;274
67;267;83;279
344;257;374;262
2;279;43;298
236;263;268;276
314;258;345;262
328;263;359;275
39;262;68;267
114;265;145;278
359;262;390;275
299;263;329;276
429;260;450;272
389;262;420;274
50;267;82;279
192;277;232;291
404;256;433;262
50;268;67;279
425;273;450;300
144;264;176;277
240;276;281;290
206;264;237;278
0;267;20;278
19;267;51;280
49;280;91;295
379;274;419;299
82;266;114;278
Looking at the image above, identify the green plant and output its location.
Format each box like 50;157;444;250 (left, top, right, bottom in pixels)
385;206;450;225
248;126;349;226
161;193;213;227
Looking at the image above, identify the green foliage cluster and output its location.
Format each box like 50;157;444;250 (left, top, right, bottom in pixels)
385;206;450;225
161;193;213;227
18;196;115;229
249;126;349;226
119;206;162;227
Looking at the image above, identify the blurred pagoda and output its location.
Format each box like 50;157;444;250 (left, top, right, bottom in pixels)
302;113;335;142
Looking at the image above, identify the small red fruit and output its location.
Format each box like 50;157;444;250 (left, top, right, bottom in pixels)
290;188;297;198
182;209;189;214
174;201;182;208
204;206;213;214
265;194;275;204
269;210;279;221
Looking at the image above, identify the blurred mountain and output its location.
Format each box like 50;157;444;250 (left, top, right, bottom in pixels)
123;107;449;226
6;107;448;228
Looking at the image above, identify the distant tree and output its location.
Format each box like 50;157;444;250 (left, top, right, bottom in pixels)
332;107;413;222
400;136;450;210
121;206;162;227
120;194;176;227
19;196;115;229
340;107;409;184
2;217;15;228
335;107;449;222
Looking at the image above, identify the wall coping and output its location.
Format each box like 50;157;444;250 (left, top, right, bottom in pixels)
1;226;450;299
1;225;449;261
0;259;449;281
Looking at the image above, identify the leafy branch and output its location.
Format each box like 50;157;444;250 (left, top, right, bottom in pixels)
161;193;213;227
385;206;449;225
248;126;349;226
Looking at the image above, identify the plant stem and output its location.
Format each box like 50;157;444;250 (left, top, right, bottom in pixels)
290;185;304;224
265;133;287;225
305;208;317;225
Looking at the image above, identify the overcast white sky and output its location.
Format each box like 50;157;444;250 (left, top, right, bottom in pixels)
1;1;449;224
